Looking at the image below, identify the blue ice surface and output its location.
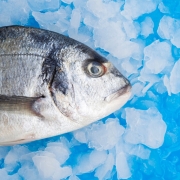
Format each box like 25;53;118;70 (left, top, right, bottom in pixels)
0;0;180;179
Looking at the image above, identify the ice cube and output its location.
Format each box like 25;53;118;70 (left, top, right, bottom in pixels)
33;155;59;178
169;59;180;94
27;0;60;12
4;146;29;164
83;12;98;27
69;175;80;180
121;0;159;20
140;17;154;37
144;40;173;74
0;147;10;159
18;165;39;179
84;119;124;150
0;0;30;26
116;152;131;179
163;75;171;95
93;20;141;59
75;150;107;174
95;152;114;179
62;0;73;4
53;166;72;180
158;2;170;14
73;0;86;8
127;144;151;159
32;8;70;33
0;169;8;178
87;0;120;19
158;15;180;48
131;82;145;97
124;107;167;148
123;20;140;39
45;142;70;165
70;9;81;30
73;129;87;143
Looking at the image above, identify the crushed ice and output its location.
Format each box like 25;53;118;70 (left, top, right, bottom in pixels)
0;0;180;179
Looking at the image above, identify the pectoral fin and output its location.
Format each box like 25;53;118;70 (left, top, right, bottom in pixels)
0;95;44;117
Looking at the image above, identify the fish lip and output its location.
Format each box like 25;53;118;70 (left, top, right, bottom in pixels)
105;84;131;102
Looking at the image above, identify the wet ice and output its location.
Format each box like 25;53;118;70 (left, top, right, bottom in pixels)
158;15;180;48
0;0;179;179
124;107;167;149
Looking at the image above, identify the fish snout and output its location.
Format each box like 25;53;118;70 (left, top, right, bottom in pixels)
105;83;131;102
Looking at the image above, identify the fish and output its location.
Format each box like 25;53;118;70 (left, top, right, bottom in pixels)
0;25;131;146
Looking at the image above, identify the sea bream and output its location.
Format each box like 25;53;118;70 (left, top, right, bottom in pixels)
0;26;131;145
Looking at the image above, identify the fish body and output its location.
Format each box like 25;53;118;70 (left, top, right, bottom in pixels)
0;26;131;145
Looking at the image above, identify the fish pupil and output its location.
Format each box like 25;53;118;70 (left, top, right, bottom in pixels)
91;66;99;74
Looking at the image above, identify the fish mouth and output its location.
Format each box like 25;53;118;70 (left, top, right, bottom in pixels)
105;84;131;102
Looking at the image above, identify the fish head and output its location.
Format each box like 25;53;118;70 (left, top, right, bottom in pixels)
51;43;131;126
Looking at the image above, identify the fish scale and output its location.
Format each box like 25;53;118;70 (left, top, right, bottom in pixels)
0;54;44;96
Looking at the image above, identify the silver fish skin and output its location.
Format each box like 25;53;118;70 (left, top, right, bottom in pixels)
0;25;131;145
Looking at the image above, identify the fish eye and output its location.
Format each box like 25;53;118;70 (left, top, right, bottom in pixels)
86;61;106;78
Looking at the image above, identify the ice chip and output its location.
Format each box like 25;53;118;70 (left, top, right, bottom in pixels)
90;150;107;169
0;147;10;159
73;0;86;8
93;20;141;59
27;0;60;12
45;142;70;165
121;0;159;20
4;146;30;174
87;0;120;19
0;173;16;180
158;2;170;14
73;129;87;143
124;107;167;148
144;40;173;74
116;152;131;179
95;152;114;179
32;11;60;25
69;175;80;180
68;28;90;43
18;165;39;179
127;144;151;159
62;0;73;4
0;169;9;179
4;146;29;164
163;75;171;95
0;0;30;26
83;12;98;27
33;154;58;178
32;8;70;33
131;82;145;97
158;16;180;48
122;58;142;75
53;166;72;179
85;118;124;150
138;66;161;94
33;155;72;179
123;20;140;39
140;17;154;37
158;16;173;39
76;150;107;174
170;59;180;94
70;9;81;31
